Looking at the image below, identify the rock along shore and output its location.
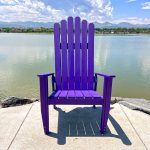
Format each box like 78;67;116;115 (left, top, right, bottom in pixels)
0;96;150;115
0;97;38;108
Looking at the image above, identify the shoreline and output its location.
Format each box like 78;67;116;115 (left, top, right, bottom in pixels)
1;96;150;115
0;32;150;36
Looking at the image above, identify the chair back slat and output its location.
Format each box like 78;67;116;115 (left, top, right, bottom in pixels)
68;17;74;90
61;20;68;90
88;23;94;90
75;17;81;90
81;20;88;90
54;17;94;90
54;23;61;90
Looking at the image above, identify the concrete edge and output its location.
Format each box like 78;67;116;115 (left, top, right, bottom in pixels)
0;96;150;115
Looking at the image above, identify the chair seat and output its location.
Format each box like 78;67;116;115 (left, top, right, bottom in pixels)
50;90;101;99
48;90;103;105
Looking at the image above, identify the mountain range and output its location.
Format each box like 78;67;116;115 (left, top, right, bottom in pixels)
94;22;150;28
0;21;150;28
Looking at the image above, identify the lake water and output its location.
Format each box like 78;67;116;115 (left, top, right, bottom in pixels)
0;33;150;100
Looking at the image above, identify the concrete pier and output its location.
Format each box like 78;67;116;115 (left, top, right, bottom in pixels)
0;102;149;150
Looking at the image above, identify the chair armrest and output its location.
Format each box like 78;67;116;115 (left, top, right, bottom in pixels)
37;73;56;91
37;73;54;77
95;72;115;101
95;73;116;78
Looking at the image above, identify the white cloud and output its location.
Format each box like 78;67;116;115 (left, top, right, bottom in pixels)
0;0;113;23
0;0;66;22
142;2;150;9
127;0;136;2
112;17;150;24
0;0;19;5
73;0;113;22
0;0;149;24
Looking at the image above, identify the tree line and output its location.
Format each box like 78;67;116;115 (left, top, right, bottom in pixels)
0;27;150;34
0;27;53;33
95;28;150;34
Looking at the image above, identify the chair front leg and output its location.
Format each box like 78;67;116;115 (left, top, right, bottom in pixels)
100;77;113;133
39;76;49;134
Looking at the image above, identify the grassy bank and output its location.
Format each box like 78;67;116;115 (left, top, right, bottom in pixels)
0;27;150;34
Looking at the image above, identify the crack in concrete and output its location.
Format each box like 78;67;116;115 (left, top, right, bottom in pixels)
7;103;34;150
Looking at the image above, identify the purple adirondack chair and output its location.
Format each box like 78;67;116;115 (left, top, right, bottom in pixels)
38;16;115;135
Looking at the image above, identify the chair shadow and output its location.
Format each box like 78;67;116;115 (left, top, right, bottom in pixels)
47;106;132;145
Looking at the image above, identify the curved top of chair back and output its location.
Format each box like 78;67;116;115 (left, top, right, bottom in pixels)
54;16;94;90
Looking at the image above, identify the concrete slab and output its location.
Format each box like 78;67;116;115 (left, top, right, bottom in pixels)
7;102;147;150
120;104;150;150
0;104;32;150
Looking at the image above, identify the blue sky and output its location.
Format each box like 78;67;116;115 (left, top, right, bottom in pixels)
0;0;150;24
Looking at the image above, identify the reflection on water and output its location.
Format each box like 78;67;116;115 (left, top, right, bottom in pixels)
0;33;150;100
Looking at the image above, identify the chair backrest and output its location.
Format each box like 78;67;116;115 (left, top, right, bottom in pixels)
54;16;94;90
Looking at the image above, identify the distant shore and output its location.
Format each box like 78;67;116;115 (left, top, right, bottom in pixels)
0;27;150;34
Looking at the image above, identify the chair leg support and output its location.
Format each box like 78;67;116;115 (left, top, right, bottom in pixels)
39;76;49;134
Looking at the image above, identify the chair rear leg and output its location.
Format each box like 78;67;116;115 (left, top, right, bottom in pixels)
53;105;57;109
100;101;110;134
93;105;96;109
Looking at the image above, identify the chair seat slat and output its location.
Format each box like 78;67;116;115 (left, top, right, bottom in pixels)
54;90;61;98
88;90;101;98
81;90;91;99
59;90;68;99
75;90;83;98
67;90;75;98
